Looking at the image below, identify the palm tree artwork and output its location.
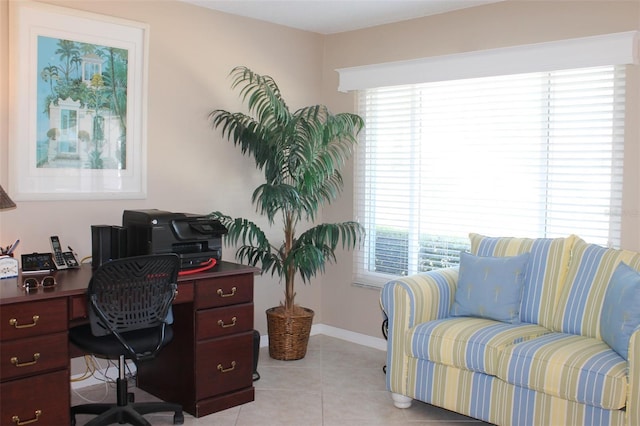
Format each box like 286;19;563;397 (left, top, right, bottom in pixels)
37;36;128;169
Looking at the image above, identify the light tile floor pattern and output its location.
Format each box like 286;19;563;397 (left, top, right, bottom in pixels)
72;335;487;425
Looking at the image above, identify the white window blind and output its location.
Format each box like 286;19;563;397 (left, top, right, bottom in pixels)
355;65;626;287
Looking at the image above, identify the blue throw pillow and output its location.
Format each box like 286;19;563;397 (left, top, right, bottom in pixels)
450;251;529;324
600;262;640;360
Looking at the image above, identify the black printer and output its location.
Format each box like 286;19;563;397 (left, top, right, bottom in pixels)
122;209;227;269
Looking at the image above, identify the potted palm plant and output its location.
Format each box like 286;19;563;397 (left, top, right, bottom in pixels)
209;66;365;360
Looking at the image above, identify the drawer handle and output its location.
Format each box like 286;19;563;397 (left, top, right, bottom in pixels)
12;410;42;425
10;353;41;368
216;287;237;298
9;315;40;329
217;361;236;373
217;317;237;328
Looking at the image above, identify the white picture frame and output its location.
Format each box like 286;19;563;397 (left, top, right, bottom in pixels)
9;1;148;200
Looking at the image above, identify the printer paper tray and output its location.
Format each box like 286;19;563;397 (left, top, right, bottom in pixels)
178;252;220;270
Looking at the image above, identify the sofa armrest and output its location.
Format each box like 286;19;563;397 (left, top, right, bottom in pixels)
628;327;640;426
381;268;459;326
380;267;459;395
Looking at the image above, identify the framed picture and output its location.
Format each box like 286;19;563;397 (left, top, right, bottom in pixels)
9;2;149;200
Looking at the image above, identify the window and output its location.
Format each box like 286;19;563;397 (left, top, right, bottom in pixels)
59;108;79;154
354;65;626;286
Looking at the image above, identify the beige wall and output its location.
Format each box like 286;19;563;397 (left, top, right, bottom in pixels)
320;0;640;338
0;0;325;335
1;0;639;341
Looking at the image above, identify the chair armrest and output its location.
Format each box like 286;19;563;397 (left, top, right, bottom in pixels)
380;268;459;395
628;327;640;426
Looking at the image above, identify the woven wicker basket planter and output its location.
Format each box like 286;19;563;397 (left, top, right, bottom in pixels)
266;306;314;360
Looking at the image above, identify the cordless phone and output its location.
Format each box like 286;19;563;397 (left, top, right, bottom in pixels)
50;235;79;269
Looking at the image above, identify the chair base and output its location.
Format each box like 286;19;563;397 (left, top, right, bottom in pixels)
71;401;184;426
71;373;183;426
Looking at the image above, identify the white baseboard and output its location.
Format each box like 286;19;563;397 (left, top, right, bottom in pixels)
259;323;386;351
73;325;386;390
311;324;387;351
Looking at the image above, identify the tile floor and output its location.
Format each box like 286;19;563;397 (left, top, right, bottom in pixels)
72;335;487;425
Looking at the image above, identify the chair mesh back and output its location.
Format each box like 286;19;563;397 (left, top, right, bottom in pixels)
88;254;180;337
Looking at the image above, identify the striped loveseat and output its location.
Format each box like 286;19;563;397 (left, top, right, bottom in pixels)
380;233;640;426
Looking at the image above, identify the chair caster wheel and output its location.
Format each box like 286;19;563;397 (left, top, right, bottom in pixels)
174;412;184;424
128;392;135;403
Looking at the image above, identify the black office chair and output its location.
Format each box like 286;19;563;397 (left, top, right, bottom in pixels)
69;254;184;426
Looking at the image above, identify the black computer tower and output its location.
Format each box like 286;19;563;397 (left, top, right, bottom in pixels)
91;225;127;268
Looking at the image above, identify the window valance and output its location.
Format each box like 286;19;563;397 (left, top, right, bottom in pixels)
337;31;638;92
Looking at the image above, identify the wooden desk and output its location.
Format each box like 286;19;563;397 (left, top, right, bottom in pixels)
0;261;258;425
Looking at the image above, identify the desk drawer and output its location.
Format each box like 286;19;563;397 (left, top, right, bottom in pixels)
70;294;88;320
195;332;253;398
175;281;194;304
0;332;68;381
196;303;253;340
0;369;70;426
69;281;195;320
195;274;253;309
0;299;67;341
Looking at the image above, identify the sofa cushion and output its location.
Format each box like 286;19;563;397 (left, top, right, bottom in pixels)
497;332;627;410
552;237;640;339
407;317;550;376
469;233;574;329
451;252;529;324
601;262;640;360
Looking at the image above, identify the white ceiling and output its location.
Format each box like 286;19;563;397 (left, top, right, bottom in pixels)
180;0;502;34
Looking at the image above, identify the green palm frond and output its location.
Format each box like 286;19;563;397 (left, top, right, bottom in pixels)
296;222;365;252
251;183;300;223
287;244;333;283
210;212;267;247
236;244;282;278
208;111;272;168
209;212;278;269
289;222;365;283
230;66;290;125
